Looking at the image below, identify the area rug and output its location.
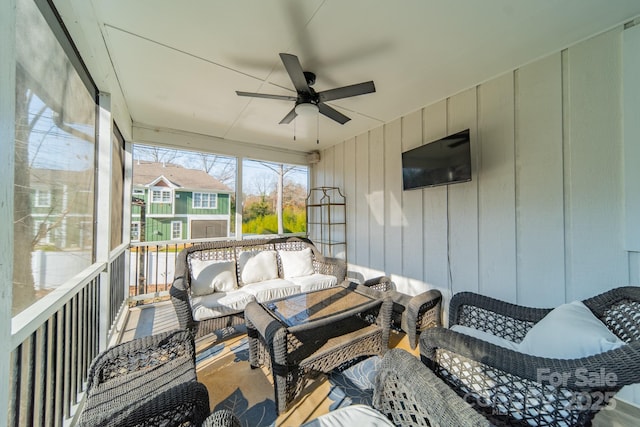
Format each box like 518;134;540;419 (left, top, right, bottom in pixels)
195;326;415;427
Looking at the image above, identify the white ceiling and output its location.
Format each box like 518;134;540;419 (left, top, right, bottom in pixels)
59;0;640;153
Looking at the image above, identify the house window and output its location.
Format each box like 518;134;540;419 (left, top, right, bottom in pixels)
132;188;144;195
193;192;218;209
131;222;140;242
151;189;172;203
171;221;182;240
34;190;52;207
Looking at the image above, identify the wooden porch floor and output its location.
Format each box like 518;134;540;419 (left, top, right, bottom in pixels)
120;301;640;427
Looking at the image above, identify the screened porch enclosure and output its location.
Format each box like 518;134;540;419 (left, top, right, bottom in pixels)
4;0;640;425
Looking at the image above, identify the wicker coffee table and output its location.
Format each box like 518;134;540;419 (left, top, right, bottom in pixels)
245;283;392;414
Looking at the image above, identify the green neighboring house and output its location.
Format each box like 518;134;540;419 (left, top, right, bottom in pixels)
131;162;232;242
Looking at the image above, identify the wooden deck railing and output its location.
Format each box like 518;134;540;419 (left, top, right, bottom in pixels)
8;243;128;427
8;235;306;426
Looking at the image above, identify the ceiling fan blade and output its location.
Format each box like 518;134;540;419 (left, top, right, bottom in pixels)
279;107;298;124
236;91;297;101
318;103;350;125
279;53;311;94
318;81;376;102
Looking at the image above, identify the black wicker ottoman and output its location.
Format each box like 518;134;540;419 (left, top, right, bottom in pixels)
78;330;210;427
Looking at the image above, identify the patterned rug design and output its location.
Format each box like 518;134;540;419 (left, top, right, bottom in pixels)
196;326;412;427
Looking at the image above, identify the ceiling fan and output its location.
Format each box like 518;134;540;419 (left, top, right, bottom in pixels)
236;53;375;125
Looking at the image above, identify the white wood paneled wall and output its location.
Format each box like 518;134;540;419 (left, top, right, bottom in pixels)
312;24;635;305
624;23;640;284
564;28;628;301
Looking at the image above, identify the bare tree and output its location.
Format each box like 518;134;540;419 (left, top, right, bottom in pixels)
134;145;181;164
198;153;235;186
251;173;275;200
258;162;296;234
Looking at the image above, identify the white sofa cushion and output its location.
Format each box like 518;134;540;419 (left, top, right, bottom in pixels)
238;250;278;285
241;278;301;302
190;290;256;321
288;273;338;293
519;300;625;359
278;247;314;278
301;404;395;427
189;259;238;296
450;325;520;351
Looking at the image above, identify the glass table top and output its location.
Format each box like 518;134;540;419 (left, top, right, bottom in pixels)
263;286;376;327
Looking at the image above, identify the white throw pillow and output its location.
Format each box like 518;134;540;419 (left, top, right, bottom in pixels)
519;301;625;359
450;324;521;351
189;259;238;296
278;248;315;279
238;250;278;285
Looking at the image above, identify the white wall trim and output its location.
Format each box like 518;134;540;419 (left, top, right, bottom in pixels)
96;92;113;351
0;0;16;418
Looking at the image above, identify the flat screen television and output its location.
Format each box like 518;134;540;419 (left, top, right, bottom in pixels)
402;129;471;190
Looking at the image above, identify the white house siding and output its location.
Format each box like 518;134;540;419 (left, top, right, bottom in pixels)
313;25;635;307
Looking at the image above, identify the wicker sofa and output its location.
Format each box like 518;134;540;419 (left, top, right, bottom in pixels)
420;286;640;426
170;237;347;338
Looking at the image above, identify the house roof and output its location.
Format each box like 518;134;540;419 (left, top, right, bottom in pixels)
132;161;231;192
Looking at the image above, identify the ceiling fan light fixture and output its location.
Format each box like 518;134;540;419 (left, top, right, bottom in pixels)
295;103;319;117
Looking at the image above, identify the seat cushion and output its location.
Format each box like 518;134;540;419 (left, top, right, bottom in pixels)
287;273;338;292
190;290;256;321
241;278;301;302
301;405;395;427
450;324;520;351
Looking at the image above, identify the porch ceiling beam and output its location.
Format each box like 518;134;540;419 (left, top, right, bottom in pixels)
132;123;310;166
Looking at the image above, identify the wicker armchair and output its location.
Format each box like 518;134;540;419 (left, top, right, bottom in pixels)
374;349;493;427
78;330;211;427
420;286;640;426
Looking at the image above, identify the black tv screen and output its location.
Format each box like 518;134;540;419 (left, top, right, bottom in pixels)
402;129;471;190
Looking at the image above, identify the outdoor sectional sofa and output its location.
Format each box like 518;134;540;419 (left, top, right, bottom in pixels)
170;237;348;338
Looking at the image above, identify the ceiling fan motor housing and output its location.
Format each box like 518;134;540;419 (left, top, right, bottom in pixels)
303;71;316;86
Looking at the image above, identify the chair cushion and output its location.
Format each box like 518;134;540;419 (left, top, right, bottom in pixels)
238;250;279;285
278;247;315;278
301;404;395;427
450;325;520;351
519;301;626;358
189;259;238;296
